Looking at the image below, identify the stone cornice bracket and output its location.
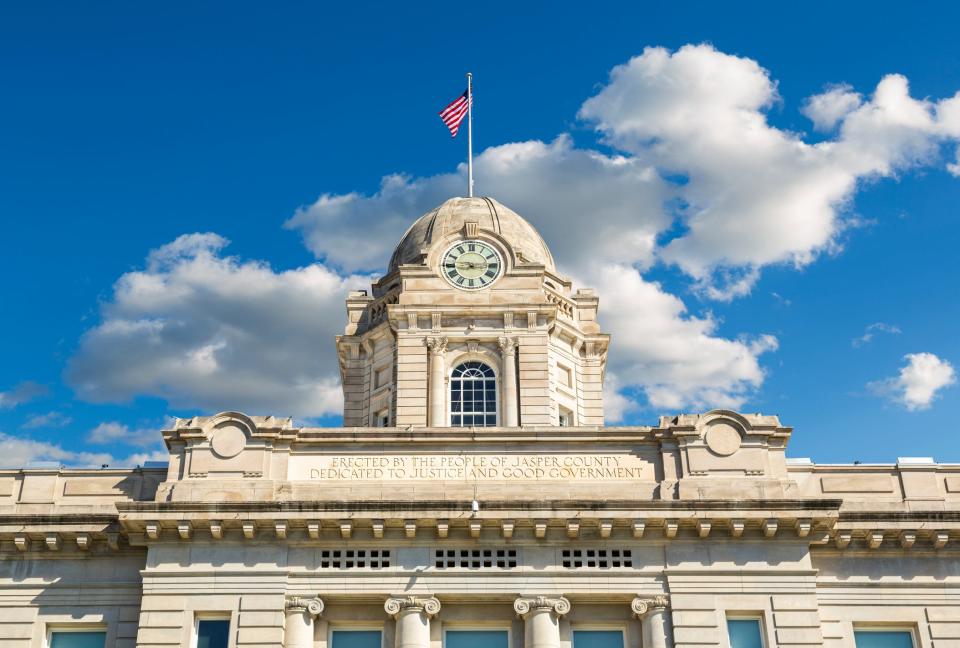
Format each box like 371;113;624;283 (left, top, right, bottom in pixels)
498;336;518;356
425;336;448;355
513;595;571;619
286;596;325;618
384;596;441;619
631;595;670;619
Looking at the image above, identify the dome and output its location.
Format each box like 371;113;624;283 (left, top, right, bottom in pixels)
388;196;556;273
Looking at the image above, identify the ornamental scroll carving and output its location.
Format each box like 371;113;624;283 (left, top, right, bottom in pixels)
425;337;448;355
384;596;442;618
513;596;571;618
631;595;669;618
286;596;325;617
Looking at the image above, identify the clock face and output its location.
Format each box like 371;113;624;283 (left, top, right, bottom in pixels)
441;240;503;290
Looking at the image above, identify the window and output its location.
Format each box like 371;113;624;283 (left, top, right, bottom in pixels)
450;361;497;427
446;630;509;648
574;630;624;648
195;619;230;648
726;618;763;648
559;406;573;427
49;632;106;648
375;409;389;427
332;630;382;648
854;631;915;648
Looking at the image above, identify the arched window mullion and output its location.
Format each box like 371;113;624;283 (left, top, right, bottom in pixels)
450;360;498;427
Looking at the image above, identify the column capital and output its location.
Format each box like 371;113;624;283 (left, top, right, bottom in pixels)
513;595;571;619
498;336;518;356
631;595;669;618
286;595;325;618
425;336;448;355
384;595;442;619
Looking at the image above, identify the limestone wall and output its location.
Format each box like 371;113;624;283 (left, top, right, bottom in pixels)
0;551;146;648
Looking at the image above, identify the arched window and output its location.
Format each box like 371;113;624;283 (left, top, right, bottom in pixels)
450;361;497;427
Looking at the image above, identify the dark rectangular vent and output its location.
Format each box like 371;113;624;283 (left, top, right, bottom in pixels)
319;549;390;569
561;548;632;568
434;549;518;569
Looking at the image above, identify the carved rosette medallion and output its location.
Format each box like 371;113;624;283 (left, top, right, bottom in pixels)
631;595;669;618
425;336;448;356
286;596;325;618
513;596;571;619
384;596;442;619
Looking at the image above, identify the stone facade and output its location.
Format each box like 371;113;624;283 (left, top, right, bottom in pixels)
337;197;608;428
1;196;959;648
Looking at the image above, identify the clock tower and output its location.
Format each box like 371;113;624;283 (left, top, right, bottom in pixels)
336;196;610;427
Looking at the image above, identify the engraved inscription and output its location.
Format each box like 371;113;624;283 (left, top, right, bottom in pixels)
304;454;650;481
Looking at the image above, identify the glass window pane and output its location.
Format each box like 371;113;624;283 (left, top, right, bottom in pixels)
332;630;382;648
727;619;763;648
197;619;230;648
574;630;624;648
446;630;509;648
50;633;106;648
451;362;497;428
855;632;914;648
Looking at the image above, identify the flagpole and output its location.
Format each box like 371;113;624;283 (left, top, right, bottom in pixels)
467;72;474;198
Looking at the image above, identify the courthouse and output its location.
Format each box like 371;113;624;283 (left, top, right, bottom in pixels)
2;197;959;648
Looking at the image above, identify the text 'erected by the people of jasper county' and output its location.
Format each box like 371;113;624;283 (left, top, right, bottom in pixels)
306;454;650;481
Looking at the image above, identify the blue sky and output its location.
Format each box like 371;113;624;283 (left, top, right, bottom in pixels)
1;1;958;466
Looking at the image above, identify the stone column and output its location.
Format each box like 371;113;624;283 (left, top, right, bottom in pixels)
284;596;324;648
514;596;570;648
426;337;448;426
632;596;671;648
498;336;519;427
385;596;441;648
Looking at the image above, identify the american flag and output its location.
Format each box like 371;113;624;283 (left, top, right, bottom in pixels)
439;89;471;137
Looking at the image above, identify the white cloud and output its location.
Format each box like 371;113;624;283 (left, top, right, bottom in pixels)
852;322;902;348
286;136;669;275
67;233;368;418
0;431;166;468
88;421;161;448
578;44;960;298
802;85;863;131
22;411;73;429
0;381;48;409
869;352;957;411
590;264;777;415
